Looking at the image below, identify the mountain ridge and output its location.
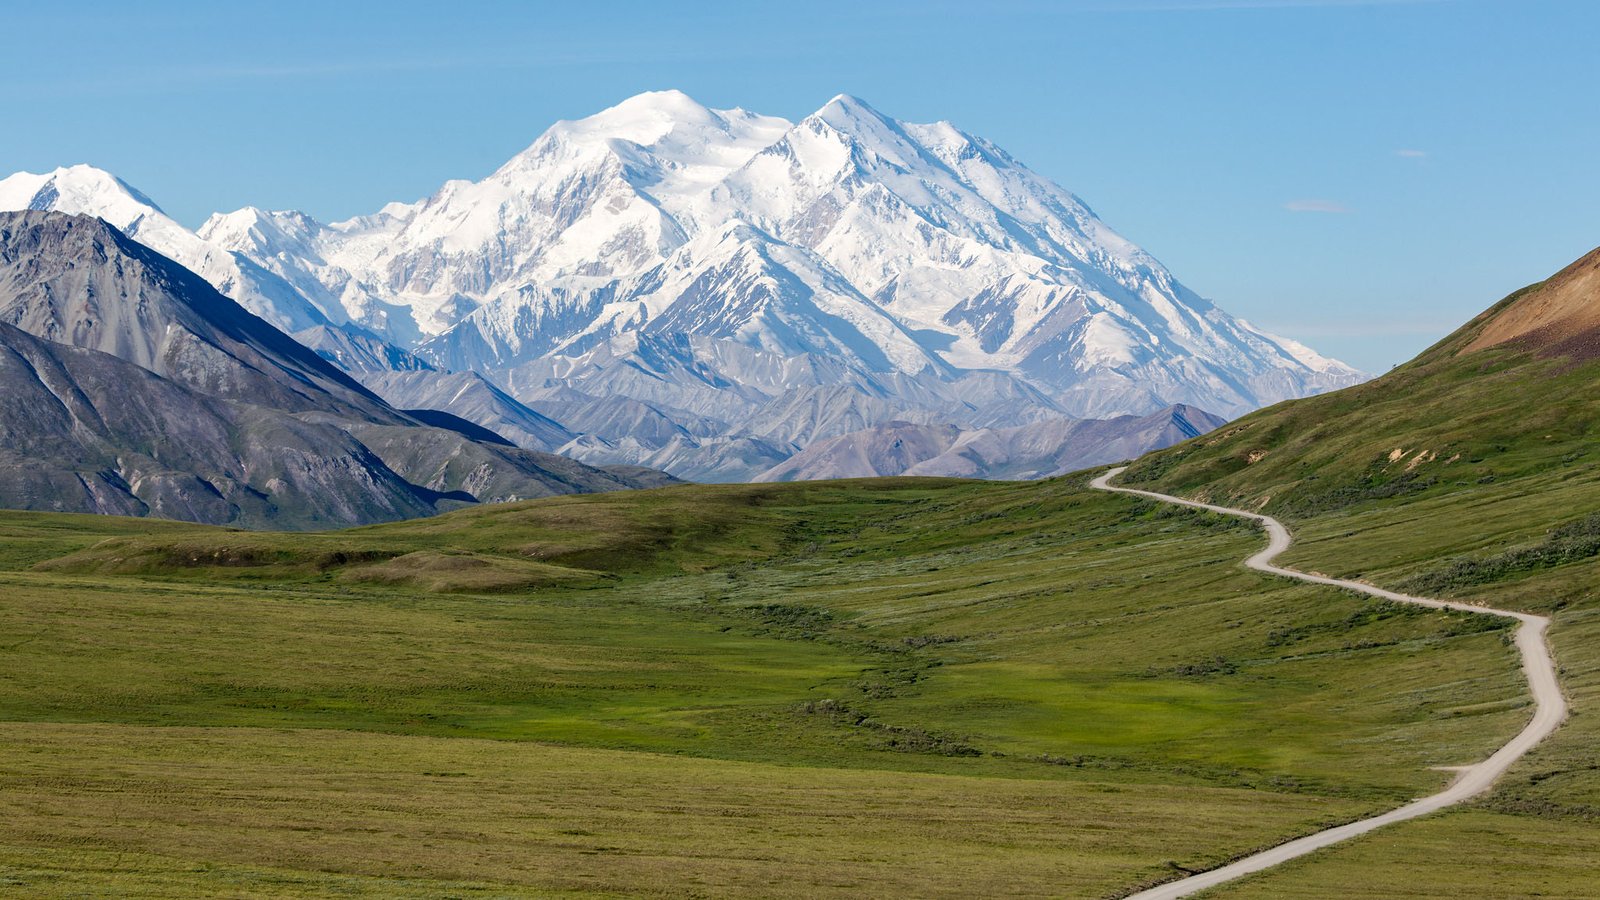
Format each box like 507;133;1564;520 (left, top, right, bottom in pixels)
3;94;1360;414
757;404;1225;482
0;210;672;527
0;92;1370;481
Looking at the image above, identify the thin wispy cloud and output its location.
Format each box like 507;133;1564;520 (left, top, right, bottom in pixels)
1395;148;1428;159
1284;199;1352;214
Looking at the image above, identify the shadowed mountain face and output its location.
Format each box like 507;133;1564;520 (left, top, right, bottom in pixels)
1122;244;1600;515
294;322;436;376
0;211;391;420
756;405;1225;482
362;369;575;452
0;211;670;528
0;319;435;525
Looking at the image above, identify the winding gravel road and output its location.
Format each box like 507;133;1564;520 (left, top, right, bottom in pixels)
1090;467;1567;900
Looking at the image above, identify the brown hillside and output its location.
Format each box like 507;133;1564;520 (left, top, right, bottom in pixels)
1463;245;1600;359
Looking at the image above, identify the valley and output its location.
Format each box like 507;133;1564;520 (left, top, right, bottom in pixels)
0;469;1547;897
0;13;1594;893
5;247;1595;895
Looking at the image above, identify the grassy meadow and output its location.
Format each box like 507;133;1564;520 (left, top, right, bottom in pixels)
0;473;1539;897
1120;308;1600;896
1174;464;1600;898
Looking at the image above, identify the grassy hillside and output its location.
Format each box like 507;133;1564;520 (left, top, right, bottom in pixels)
1121;249;1600;897
1124;251;1600;516
0;473;1529;897
1182;466;1600;899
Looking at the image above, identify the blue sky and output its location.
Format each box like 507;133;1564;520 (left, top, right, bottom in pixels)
2;0;1594;372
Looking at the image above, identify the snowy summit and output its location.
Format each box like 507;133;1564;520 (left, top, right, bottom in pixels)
0;91;1365;480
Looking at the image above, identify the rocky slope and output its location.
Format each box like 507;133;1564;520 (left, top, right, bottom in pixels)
0;211;668;527
757;405;1225;482
1460;246;1600;359
0;319;433;526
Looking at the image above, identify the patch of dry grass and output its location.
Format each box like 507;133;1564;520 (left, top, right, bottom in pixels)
0;723;1369;899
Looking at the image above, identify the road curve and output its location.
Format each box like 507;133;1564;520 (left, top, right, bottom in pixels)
1090;467;1567;900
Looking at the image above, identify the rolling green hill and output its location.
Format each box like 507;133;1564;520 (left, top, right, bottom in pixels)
0;473;1534;897
1122;246;1600;897
1123;246;1600;517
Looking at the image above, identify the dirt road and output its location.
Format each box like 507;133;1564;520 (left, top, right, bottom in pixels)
1090;467;1567;899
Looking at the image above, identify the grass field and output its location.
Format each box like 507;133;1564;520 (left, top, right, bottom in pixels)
1172;465;1600;898
0;473;1540;897
1119;299;1600;897
0;722;1362;899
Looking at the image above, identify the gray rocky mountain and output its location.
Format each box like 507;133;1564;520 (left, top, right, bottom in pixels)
363;369;575;452
756;405;1226;482
0;211;670;527
0;318;434;527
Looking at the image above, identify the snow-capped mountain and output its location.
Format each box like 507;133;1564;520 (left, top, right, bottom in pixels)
193;90;1360;418
197;202;426;343
0;91;1367;481
0;165;428;370
0;166;333;333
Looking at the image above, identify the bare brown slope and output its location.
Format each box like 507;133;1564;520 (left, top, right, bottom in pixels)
1461;246;1600;360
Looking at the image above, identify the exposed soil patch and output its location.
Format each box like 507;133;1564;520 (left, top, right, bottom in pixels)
1463;246;1600;361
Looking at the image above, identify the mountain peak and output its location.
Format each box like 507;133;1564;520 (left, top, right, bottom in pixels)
199;205;267;233
0;164;165;222
198;205;320;250
612;88;711;114
820;92;871;111
800;94;927;172
552;90;723;145
813;93;893;129
499;90;790;201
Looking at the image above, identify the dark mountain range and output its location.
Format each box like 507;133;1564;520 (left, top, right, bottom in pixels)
0;211;669;528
